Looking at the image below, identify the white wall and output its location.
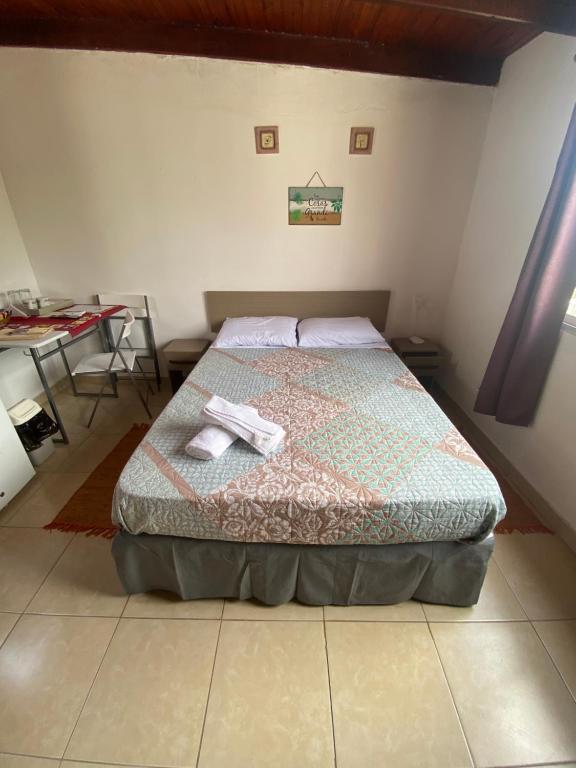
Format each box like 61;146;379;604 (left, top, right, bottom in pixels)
0;48;493;350
441;34;576;535
0;170;38;298
0;169;59;407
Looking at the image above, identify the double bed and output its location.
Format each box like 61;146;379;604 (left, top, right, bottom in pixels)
111;290;506;606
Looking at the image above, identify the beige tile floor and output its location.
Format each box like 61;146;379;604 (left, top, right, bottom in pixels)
0;382;576;768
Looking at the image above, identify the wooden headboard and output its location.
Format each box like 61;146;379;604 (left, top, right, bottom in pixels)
205;290;391;332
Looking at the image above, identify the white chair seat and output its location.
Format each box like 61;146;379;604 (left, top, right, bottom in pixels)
73;350;137;375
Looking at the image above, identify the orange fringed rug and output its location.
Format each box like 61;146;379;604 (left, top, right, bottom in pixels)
45;424;149;539
45;422;549;539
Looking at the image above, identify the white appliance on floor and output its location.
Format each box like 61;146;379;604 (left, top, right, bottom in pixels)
0;397;35;510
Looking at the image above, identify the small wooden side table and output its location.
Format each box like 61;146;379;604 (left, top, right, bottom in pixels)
162;338;210;394
390;337;445;389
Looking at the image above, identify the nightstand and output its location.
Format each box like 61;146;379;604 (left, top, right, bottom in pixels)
390;337;445;389
162;338;210;394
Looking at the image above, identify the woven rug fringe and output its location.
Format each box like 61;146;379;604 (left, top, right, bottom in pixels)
494;522;551;535
44;521;118;539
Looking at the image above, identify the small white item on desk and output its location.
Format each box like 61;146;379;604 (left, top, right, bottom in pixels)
51;310;88;318
202;395;285;455
185;425;237;460
409;336;425;345
52;303;118;319
8;303;28;317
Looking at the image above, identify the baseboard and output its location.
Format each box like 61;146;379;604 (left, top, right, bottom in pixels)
437;386;576;553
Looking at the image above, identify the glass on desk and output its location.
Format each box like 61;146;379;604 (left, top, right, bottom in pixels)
8;289;30;303
6;288;34;313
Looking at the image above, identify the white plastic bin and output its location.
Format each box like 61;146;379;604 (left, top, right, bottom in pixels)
8;399;56;466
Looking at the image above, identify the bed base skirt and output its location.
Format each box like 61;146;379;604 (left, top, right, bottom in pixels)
112;530;494;607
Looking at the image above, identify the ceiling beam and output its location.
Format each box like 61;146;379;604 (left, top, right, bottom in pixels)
367;0;576;35
0;18;503;85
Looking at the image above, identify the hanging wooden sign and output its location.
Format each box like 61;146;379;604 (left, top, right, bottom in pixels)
288;172;343;225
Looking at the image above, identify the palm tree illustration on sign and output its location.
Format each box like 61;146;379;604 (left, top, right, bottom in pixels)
288;187;343;225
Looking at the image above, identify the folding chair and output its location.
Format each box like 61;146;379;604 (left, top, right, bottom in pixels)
97;293;161;390
72;311;153;427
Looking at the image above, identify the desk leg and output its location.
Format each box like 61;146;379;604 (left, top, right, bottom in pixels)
31;348;69;445
56;339;78;397
99;318;118;397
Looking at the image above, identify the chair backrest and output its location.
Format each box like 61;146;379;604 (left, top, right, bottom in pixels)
118;310;136;343
97;293;154;319
97;294;160;384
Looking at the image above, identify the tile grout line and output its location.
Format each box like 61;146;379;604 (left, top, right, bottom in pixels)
23;611;222;621
489;553;532;621
27;746;570;768
0;746;175;767
118;585;131;620
426;622;477;768
492;541;576;705
2;472;91;529
0;611;25;655
322;607;338;768
529;617;576;707
20;532;77;615
0;750;60;763
194;615;224;768
59;615;122;761
0;473;51;525
421;599;481;765
58;757;175;768
221;616;322;622
493;540;576;623
490;557;529;620
482;761;576;768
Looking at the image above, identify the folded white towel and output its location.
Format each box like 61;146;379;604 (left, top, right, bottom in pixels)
202;395;285;455
185;425;238;460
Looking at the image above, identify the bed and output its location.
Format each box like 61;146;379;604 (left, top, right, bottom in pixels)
111;290;506;606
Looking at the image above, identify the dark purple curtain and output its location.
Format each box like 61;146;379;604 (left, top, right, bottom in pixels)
475;104;576;426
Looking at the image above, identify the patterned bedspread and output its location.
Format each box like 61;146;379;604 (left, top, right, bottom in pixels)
113;347;506;545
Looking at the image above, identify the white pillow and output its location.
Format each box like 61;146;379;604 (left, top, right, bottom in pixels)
298;316;385;347
213;316;298;348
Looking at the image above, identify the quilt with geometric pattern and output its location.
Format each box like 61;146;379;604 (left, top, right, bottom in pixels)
112;346;506;545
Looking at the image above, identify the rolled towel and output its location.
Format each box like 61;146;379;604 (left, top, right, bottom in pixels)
202;395;285;455
185;425;237;460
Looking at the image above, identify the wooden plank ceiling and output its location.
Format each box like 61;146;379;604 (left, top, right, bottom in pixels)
0;0;575;85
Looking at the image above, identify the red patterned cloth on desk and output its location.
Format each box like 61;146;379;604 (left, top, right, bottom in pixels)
6;305;125;337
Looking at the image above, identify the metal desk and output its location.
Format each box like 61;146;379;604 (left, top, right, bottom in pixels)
0;304;124;444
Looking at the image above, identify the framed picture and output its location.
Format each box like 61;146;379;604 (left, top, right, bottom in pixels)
349;127;374;155
288;186;343;225
254;126;279;154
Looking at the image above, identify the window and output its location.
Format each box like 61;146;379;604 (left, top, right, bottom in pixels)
564;287;576;330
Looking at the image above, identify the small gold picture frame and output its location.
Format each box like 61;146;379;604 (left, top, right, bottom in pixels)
349;127;374;155
255;126;279;154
